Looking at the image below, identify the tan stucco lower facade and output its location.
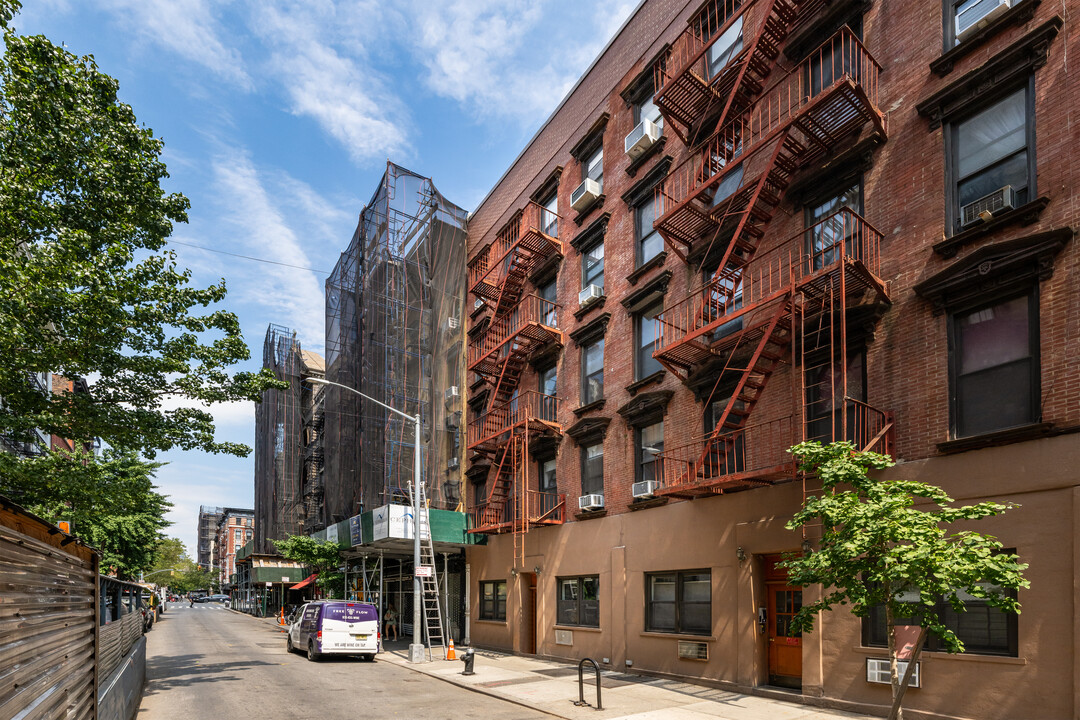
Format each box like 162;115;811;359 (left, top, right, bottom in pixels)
465;434;1079;720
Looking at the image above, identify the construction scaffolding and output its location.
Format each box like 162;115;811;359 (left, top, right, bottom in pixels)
254;325;303;553
323;162;468;524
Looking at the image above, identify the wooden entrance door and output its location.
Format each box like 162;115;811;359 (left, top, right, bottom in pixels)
764;555;802;689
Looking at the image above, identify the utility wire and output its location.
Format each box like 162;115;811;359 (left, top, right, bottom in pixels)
168;239;332;275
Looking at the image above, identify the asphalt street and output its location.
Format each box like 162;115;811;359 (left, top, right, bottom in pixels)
138;603;548;720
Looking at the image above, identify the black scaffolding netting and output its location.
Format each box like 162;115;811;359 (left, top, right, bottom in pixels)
323;162;468;523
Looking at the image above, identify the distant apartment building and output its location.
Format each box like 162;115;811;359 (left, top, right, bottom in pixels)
214;507;254;590
196;505;223;571
253;326;326;553
461;1;1079;719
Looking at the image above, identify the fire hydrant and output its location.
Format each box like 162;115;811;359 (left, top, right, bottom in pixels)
460;647;476;676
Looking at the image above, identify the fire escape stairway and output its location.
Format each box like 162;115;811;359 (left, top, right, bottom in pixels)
656;0;806;147
657;296;794;497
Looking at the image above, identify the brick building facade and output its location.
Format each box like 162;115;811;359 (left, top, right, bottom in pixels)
215;507;254;592
463;1;1079;718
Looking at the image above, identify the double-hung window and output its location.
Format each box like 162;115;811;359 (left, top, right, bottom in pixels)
539;457;557;494
948;0;1024;47
584;146;604;194
557;576;600;627
582;338;604;404
646;570;711;635
635;87;664;131
950;84;1033;234
479;580;508;621
539;279;558;328
706;15;744;80
805;181;863;269
949;292;1038;438
582;242;604;292
635;193;663;267
581;442;604;496
539;365;557;398
634;302;663;380
638;421;664;485
540;192;559;239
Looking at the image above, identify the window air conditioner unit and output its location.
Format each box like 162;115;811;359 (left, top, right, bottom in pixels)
473;298;485;311
578;284;603;307
960;185;1015;227
632;480;659;499
625;118;661;160
956;0;1011;43
570;178;602;212
445;386;460;402
446;411;461;429
578;494;605;511
447;457;459;470
445;317;460;331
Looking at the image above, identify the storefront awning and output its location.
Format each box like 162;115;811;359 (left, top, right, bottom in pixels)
291;573;318;590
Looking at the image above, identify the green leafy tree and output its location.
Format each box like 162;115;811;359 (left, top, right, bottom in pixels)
273;534;343;598
0;2;281;460
5;448;171;578
782;442;1028;720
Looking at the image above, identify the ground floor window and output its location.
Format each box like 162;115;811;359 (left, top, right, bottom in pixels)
479;580;507;621
862;580;1018;656
646;570;711;635
557;576;600;627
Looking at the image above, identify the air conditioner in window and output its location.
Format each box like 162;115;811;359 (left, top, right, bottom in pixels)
578;494;605;511
632;480;660;499
956;0;1011;43
625;118;661;160
473;298;485;311
570;178;602;212
447;457;460;470
445;317;460;331
445;386;460;402
578;284;603;307
960;185;1015;227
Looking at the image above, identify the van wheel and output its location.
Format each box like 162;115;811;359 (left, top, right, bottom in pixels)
363;654;375;662
286;635;293;653
307;641;319;662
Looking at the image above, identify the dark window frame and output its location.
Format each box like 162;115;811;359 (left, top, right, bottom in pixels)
861;555;1020;657
582;241;605;291
583;145;604;192
946;287;1040;439
645;569;712;636
479;580;508;621
556;575;600;627
943;0;1027;50
634;193;663;269
803;176;864;269
539;457;557;494
636;420;664;485
580;441;604;497
581;337;604;404
943;76;1036;236
634;300;664;381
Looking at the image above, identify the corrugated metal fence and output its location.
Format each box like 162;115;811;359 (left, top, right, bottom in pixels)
1;501;100;720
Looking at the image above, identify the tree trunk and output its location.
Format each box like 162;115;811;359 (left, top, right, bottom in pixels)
886;625;929;720
885;604;900;720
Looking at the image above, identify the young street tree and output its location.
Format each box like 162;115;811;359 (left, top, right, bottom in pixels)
782;442;1028;720
273;535;344;598
0;2;281;462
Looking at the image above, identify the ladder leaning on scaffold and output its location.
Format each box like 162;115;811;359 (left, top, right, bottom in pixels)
412;481;447;661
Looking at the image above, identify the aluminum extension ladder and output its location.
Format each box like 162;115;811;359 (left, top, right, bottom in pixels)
413;483;446;660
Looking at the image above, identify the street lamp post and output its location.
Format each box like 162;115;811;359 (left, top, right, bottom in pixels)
307;377;426;663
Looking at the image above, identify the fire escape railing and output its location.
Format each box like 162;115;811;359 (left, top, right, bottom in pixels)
467;295;561;374
655;208;883;359
467;390;560;451
658;415;795;492
469;200;561;304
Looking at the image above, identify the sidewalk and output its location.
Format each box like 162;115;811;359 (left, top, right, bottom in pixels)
378;644;879;720
241;610;877;720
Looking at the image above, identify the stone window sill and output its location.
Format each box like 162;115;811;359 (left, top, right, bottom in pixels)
934;197;1049;257
937;422;1054;454
930;0;1041;77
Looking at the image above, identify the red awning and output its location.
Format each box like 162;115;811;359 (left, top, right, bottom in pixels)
291;573;318;590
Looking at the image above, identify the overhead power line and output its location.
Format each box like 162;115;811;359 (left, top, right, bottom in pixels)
168;239;332;275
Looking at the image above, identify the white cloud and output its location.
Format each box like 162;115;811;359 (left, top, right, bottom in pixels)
98;0;252;89
250;1;410;164
401;0;639;123
210;151;328;351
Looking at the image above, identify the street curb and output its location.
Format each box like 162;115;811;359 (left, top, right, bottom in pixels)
379;652;570;720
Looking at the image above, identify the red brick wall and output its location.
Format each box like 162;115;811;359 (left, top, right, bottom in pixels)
467;0;1080;519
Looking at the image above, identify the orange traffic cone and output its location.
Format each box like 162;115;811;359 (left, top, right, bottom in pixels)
279;608;286;626
446;638;456;661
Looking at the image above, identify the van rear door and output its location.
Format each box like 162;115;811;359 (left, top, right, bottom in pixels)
319;603;379;654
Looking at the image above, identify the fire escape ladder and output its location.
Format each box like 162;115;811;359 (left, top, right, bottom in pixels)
705;296;792;443
492;250;533;318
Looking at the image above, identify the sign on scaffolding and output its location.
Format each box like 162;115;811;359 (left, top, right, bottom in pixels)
415;566;435;578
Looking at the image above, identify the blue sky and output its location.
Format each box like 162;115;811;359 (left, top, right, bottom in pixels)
17;0;638;557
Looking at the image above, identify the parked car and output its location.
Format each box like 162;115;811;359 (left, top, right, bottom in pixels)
207;594;230;603
287;601;379;662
